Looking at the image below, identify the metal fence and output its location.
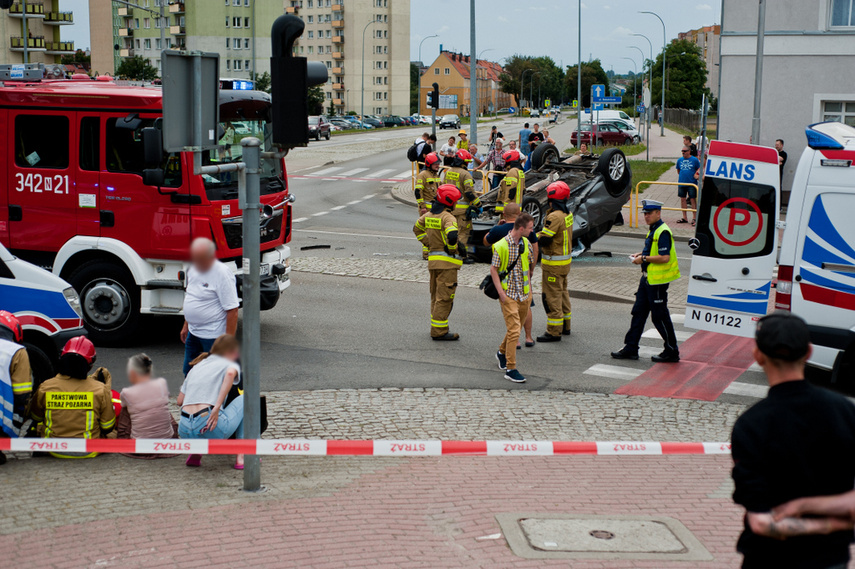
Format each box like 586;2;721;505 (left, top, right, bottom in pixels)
661;108;702;134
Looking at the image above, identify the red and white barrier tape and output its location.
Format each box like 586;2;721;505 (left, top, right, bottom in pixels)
0;438;732;456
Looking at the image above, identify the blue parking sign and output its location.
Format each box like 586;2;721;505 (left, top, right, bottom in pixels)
593;103;604;111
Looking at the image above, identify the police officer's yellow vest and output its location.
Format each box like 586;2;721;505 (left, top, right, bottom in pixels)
647;223;681;285
493;237;531;295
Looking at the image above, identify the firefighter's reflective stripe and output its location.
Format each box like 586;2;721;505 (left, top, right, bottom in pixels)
100;413;115;431
428;252;463;266
415;232;427;240
85;410;94;439
547;318;564;326
431;318;449;329
540;227;556;237
542;253;573;266
564;312;572;321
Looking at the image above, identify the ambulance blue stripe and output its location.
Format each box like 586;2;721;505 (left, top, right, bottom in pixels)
800;268;855;295
0;284;78;319
807;196;855;262
687;295;768;316
712;282;771;301
802;237;855;280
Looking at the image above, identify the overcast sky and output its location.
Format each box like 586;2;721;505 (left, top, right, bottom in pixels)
65;0;722;75
410;0;722;75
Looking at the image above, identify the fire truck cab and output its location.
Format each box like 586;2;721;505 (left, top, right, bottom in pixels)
0;69;293;343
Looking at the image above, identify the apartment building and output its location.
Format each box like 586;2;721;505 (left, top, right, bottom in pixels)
0;0;75;65
288;0;410;116
99;0;283;79
677;24;720;92
419;51;517;118
719;0;855;190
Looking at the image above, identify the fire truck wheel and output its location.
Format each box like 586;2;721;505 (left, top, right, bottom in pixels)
69;260;140;345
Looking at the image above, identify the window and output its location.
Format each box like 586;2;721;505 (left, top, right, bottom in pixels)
232;0;240;5
376;30;382;38
225;16;229;27
245;60;250;69
434;68;439;75
234;60;242;70
15;115;69;169
308;15;313;23
156;38;162;49
226;38;230;48
308;31;314;39
822;101;855;126
299;46;304;54
233;17;241;27
383;30;388;39
325;30;331;38
383;76;387;85
135;39;140;49
308;0;312;6
383;46;387;54
831;0;855;27
144;39;151;49
244;38;250;48
326;92;332;99
134;18;139;28
226;60;231;70
308;46;313;54
144;17;150;28
244;17;250;27
106;118;181;187
233;36;241;48
245;0;250;5
444;68;450;75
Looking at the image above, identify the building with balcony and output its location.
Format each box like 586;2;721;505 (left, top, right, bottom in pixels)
0;0;75;65
419;51;518;118
289;0;410;116
719;0;855;191
677;25;720;92
92;0;284;79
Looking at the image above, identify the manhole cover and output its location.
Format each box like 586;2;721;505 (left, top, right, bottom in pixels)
495;513;712;561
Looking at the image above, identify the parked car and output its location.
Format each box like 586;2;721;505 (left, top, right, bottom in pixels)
382;115;406;127
363;117;384;128
330;118;354;130
308;115;332;140
599;119;642;142
469;145;632;261
530;109;541;118
571;124;634;147
0;241;87;387
417;115;432;125
439;114;461;129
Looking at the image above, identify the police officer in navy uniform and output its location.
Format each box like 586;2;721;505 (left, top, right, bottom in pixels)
611;200;681;363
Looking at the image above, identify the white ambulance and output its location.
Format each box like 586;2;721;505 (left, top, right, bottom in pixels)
685;122;855;381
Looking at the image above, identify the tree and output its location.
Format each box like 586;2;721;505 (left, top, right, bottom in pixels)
308;85;324;115
650;39;708;110
61;49;90;66
498;55;565;108
116;56;158;81
563;60;610;108
250;71;271;93
410;62;420;115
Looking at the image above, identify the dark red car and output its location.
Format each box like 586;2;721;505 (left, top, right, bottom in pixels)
308;115;331;141
571;123;633;147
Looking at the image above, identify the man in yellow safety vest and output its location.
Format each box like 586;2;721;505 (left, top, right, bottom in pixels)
611;199;681;362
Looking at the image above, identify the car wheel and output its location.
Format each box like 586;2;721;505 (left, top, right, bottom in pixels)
530;143;560;170
325;131;331;140
596;138;604;147
596;148;632;198
624;137;633;146
314;131;320;141
69;260;140;345
520;197;546;231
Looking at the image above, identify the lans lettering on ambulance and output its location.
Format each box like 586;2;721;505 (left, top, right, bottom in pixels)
685;122;855;383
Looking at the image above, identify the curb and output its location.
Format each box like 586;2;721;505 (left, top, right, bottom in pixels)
390;182;418;208
609;230;692;243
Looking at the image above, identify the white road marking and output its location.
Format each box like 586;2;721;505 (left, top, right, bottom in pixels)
723;382;768;399
392;170;413;179
321;178;338;181
338;168;370;177
364;169;396;178
642;329;694;342
293;217;308;223
747;362;762;373
670;313;686;324
583;364;643;381
363;193;377;200
347;200;362;205
330;205;347;211
311;211;329;217
308;167;343;177
637;346;663;358
354;180;368;183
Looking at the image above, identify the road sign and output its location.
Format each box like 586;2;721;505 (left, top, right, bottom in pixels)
593;103;604;111
544;98;551;108
592;84;605;99
643;87;652;108
594;96;622;104
571;99;578;108
162;50;220;152
712;198;765;251
508;106;516;114
637;104;646;113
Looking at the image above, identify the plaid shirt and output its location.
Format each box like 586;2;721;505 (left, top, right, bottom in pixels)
483;147;506;171
491;235;530;301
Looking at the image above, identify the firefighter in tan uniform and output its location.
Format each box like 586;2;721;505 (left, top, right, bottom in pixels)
496;150;525;215
415;152;442;260
443;149;479;264
31;336;116;458
536;181;574;342
414;184;463;341
0;311;32;465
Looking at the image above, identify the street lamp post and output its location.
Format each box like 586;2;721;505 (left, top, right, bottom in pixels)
632;35;654;160
360;18;376;125
640;10;666;136
478;49;495;119
521;68;532;113
577;0;582;144
530;71;542;113
469;0;477;144
418;34;438;68
622;57;638;120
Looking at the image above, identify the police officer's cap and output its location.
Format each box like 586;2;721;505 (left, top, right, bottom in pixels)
641;199;664;211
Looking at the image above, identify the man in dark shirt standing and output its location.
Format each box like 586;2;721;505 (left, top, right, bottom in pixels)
731;312;855;569
775;138;788;181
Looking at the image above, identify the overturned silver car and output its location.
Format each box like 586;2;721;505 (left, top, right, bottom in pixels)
470;143;633;260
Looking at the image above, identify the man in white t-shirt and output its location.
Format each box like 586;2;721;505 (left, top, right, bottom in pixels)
180;238;240;375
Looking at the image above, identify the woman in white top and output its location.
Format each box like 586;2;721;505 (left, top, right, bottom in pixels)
177;334;245;469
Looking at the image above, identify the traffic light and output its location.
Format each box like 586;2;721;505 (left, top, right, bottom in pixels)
270;15;328;147
430;82;440;110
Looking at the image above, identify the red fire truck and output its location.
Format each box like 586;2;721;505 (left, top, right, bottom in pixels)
0;72;293;343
